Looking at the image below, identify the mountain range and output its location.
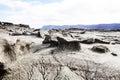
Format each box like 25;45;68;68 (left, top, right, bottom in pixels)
41;23;120;30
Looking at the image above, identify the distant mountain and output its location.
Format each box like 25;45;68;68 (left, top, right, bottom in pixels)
41;24;120;30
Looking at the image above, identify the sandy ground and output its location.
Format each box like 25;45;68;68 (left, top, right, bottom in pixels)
1;31;120;70
1;30;120;80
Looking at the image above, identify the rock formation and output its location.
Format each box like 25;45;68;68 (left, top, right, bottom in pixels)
92;45;109;53
57;36;81;51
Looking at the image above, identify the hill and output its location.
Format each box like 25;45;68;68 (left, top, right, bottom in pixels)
41;23;120;30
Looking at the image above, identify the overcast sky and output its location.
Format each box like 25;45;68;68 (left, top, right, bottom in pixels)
0;0;120;28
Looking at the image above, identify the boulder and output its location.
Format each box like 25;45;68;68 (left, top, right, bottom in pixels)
33;29;40;32
95;38;110;44
80;38;110;44
57;36;81;51
42;33;81;51
42;35;52;44
22;31;31;35
30;31;38;35
92;45;109;53
42;35;58;47
9;32;22;36
112;39;120;44
111;53;118;56
42;33;62;45
80;38;95;44
80;31;85;34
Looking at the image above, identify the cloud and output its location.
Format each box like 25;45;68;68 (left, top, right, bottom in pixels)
0;0;120;28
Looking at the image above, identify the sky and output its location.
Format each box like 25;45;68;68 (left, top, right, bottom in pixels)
0;0;120;28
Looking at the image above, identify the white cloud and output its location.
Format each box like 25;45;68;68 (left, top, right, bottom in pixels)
0;0;120;28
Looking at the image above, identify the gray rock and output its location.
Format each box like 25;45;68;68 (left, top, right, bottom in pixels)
111;53;118;56
18;24;30;28
80;31;85;34
22;32;31;35
95;38;110;44
92;45;109;53
42;35;58;47
80;38;95;44
9;32;23;36
80;38;110;44
43;33;81;51
57;36;81;51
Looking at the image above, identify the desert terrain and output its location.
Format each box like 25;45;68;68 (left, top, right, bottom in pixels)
0;22;120;80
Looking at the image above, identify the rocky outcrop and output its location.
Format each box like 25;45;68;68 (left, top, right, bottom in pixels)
37;30;49;38
57;36;81;51
0;21;32;35
80;38;110;44
42;35;58;47
92;45;109;53
80;31;85;34
42;33;62;45
42;35;51;44
18;24;30;28
1;22;14;26
95;38;110;44
9;32;23;36
42;33;81;51
80;38;95;44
